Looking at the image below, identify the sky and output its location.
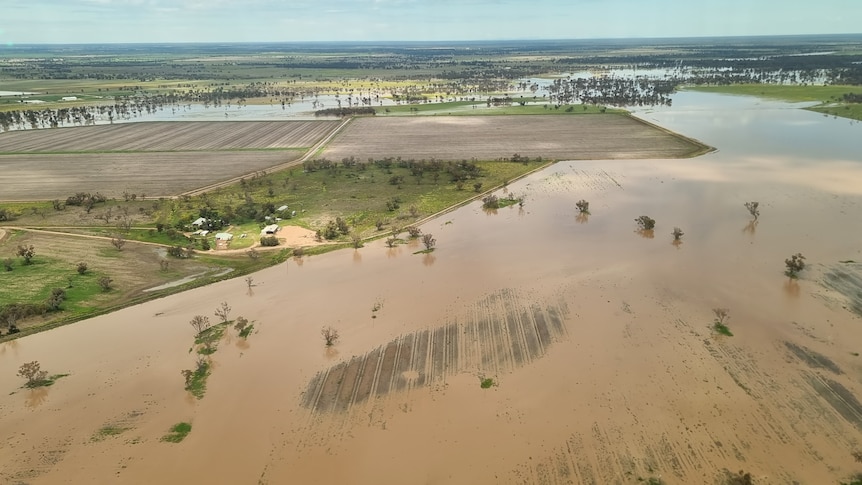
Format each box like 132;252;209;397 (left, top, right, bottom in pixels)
1;0;860;44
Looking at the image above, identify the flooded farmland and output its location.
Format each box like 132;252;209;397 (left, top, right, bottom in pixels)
2;92;862;484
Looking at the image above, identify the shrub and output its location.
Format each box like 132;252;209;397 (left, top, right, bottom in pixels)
482;194;500;209
575;199;590;214
421;233;437;250
76;261;88;275
635;216;656;231
744;201;760;220
16;245;35;264
671;227;684;240
260;236;279;247
322;326;339;346
406;225;421;238
17;361;48;386
785;253;806;278
2;258;12;271
98;276;113;291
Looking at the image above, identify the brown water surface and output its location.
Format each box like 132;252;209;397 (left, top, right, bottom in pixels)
2;92;862;484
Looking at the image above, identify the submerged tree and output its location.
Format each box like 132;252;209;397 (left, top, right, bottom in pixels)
422;233;437;250
785;253;806;278
189;315;211;335
635;216;656;231
575;199;590;214
744;201;760;220
321;326;340;347
214;301;231;323
17;361;48;386
671;227;684;241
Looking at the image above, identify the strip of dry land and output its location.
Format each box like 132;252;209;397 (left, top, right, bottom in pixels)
0;120;340;153
321;115;710;161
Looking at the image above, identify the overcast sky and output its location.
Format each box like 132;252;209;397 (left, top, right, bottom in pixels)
2;0;860;44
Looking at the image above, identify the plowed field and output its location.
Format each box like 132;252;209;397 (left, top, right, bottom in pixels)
0;151;301;200
322;115;708;161
0;121;339;152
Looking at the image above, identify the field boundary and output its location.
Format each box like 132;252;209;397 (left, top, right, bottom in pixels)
178;116;354;197
625;113;715;158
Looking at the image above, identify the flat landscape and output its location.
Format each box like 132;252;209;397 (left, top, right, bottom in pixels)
0;150;302;200
0;120;340;153
322;115;708;161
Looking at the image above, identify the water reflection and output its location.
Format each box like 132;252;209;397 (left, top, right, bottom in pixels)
671;239;683;250
636;229;655;239
422;252;437;267
293;255;304;267
575;213;589;224
353;250;362;264
324;346;340;361
25;387;49;409
0;339;20;357
783;278;801;298
386;247;401;259
743;220;758;236
482;207;498;216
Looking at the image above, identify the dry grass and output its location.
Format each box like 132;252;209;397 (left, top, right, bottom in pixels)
321;115;708;162
0;121;339;153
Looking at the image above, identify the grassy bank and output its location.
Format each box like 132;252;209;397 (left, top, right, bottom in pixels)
685;84;862;121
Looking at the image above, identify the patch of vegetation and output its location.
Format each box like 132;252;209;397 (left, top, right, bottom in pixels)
785;253;806;278
712;308;733;336
238;324;254;339
635;215;656;231
91;425;130;442
322;326;340;347
16;361;69;388
720;469;754;485
637;478;665;485
480;377;496;389
181;357;210;399
161;422;192;443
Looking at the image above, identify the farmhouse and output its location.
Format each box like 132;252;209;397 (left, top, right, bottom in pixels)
262;224;279;235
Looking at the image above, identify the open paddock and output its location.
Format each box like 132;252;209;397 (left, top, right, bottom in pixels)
0;120;339;153
0;150;301;200
321;115;708;161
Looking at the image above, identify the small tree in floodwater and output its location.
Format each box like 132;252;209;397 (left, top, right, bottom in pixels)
785;253;806;278
17;361;48;387
575;199;590;214
482;194;500;209
214;301;231;323
421;233;437;250
712;308;732;336
635;216;656;231
385;237;397;248
406;225;421;238
321;326;340;347
189;315;211;335
744;201;760;220
672;227;684;241
351;233;363;249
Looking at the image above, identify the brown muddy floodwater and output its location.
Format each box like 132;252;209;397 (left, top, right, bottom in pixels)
2;92;862;484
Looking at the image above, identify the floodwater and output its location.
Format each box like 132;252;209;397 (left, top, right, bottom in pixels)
2;92;862;484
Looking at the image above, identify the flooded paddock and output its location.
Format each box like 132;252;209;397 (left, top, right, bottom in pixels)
2;92;862;484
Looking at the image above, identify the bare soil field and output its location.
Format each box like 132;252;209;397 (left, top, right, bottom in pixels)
321;115;708;161
0;121;339;153
0;150;300;200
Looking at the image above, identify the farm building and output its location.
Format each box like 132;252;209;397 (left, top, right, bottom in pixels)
262;224;279;235
191;217;207;227
61;96;78;101
215;233;233;241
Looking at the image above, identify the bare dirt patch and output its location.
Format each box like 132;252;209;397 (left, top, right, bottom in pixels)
0;121;339;153
322;115;708;161
0;150;301;200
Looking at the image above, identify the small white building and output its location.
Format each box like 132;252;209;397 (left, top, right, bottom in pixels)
215;233;233;241
61;96;78;101
191;217;207;227
262;224;279;235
